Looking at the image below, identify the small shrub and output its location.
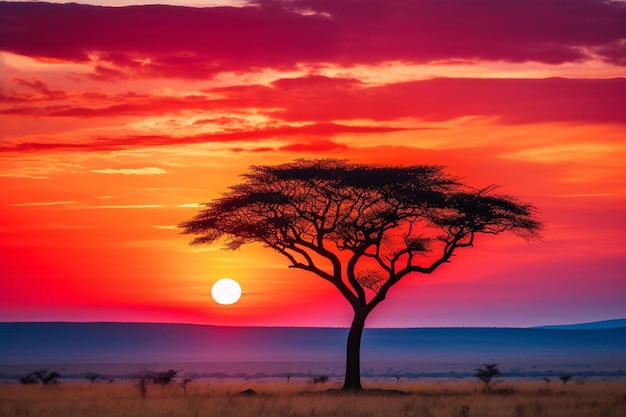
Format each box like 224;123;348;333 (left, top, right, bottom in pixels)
133;368;154;399
180;378;193;396
33;370;61;385
559;375;573;384
19;373;38;385
153;369;178;387
474;364;501;392
312;375;329;384
85;372;100;384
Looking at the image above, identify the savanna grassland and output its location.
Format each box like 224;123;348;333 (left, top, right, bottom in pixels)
1;380;625;417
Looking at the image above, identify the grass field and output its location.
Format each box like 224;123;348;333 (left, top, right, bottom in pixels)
1;380;625;417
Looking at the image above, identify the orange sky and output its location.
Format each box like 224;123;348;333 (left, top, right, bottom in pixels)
1;0;625;327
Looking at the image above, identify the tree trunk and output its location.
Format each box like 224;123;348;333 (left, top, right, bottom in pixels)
342;308;368;391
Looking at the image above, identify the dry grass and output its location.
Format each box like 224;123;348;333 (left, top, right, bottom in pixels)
1;380;625;417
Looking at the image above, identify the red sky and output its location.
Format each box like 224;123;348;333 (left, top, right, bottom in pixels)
1;0;624;328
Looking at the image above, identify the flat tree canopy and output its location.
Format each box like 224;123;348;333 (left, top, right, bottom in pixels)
180;159;542;390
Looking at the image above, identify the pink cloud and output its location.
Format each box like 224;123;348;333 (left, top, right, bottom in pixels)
279;139;349;153
2;75;623;125
0;0;623;80
1;77;68;103
0;122;405;154
217;76;626;124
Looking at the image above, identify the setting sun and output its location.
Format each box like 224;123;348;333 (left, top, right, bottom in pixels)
211;278;242;305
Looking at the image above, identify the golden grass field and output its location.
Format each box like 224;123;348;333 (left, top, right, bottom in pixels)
1;380;625;417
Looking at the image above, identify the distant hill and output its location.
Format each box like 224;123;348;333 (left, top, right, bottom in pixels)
533;318;626;330
1;322;625;367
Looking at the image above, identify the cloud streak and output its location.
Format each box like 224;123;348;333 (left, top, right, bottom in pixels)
79;204;164;209
0;122;406;154
246;76;626;125
3;76;624;123
90;167;167;175
0;76;623;157
10;200;77;207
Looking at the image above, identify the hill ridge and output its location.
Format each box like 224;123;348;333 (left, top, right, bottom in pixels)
532;318;626;330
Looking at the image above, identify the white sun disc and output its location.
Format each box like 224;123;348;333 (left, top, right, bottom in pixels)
211;278;242;305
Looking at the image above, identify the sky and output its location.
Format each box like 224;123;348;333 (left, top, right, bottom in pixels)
0;0;625;328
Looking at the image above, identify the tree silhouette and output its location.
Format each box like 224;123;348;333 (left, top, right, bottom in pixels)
559;375;573;384
180;378;193;396
19;373;39;385
152;369;178;387
133;367;154;399
180;159;542;391
32;369;61;385
474;363;502;391
84;372;100;384
312;375;329;384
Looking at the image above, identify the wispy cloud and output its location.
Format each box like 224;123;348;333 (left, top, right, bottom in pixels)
90;167;166;175
556;193;615;198
10;201;180;210
177;203;205;208
500;143;619;163
152;225;179;230
10;200;76;207
79;204;164;209
4;77;623;127
0;172;49;180
0;122;390;154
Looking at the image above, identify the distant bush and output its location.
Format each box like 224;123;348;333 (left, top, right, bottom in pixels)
34;370;61;385
84;372;101;384
133;368;154;399
474;364;501;392
152;369;178;387
180;378;193;396
19;373;38;385
19;370;61;385
312;375;329;384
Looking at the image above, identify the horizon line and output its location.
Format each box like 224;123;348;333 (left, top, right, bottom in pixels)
3;318;625;330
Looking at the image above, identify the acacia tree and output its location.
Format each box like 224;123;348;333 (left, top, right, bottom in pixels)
84;372;100;384
33;369;61;385
474;363;502;391
153;369;178;387
180;159;542;391
133;367;153;399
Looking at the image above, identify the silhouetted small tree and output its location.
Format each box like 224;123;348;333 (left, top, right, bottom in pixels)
474;364;501;391
33;370;61;385
559;375;572;384
133;368;154;399
312;375;329;384
180;378;193;396
84;372;100;384
19;373;39;385
153;369;178;387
